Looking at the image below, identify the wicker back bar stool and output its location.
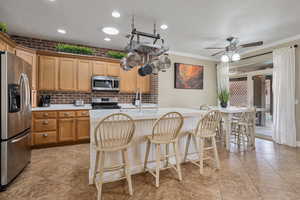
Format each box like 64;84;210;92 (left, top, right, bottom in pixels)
184;110;222;174
93;113;135;200
144;112;184;187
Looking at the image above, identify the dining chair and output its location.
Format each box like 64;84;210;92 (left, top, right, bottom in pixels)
93;113;135;200
144;112;184;188
183;110;221;175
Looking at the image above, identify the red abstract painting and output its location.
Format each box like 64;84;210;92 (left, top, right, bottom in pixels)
174;63;204;89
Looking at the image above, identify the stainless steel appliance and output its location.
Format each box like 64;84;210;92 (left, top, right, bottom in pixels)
0;52;32;191
91;76;120;91
92;97;121;109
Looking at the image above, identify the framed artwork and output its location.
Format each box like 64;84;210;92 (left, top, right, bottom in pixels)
174;63;204;89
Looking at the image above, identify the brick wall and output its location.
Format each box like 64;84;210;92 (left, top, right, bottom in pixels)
10;35;158;104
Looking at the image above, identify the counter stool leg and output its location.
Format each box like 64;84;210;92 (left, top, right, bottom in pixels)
144;140;151;172
165;144;169;167
155;144;161;188
212;137;220;169
93;151;100;184
122;149;133;195
198;138;204;175
96;151;105;200
183;134;191;162
174;141;182;181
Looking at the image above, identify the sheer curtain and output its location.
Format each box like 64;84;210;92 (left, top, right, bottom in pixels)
272;47;297;147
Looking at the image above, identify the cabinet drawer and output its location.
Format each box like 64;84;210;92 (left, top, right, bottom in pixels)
33;111;57;119
33;131;57;145
76;110;89;117
58;111;76;118
33;119;57;132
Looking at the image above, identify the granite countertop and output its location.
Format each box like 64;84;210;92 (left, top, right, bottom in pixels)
31;103;158;111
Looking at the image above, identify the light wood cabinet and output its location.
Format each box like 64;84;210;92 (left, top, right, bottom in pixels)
0;40;6;51
16;49;37;89
32;90;37;108
92;61;107;76
76;117;90;141
107;62;120;77
120;67;138;93
59;58;77;91
38;56;59;90
33;119;57;132
33;131;57;145
58;118;76;142
137;74;151;94
77;59;92;91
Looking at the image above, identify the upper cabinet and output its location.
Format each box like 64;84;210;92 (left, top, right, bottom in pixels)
137;74;151;94
0;40;6;51
92;61;107;76
0;33;16;53
38;56;59;90
107;62;120;77
120;67;138;93
58;58;77;91
77;59;92;91
92;61;120;77
16;48;37;89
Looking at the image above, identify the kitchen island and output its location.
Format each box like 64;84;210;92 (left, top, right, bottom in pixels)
89;108;206;184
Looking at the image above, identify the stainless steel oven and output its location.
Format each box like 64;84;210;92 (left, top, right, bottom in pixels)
91;76;120;91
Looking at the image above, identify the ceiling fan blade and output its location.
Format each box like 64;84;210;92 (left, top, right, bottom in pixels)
240;41;263;48
211;50;225;57
205;47;225;50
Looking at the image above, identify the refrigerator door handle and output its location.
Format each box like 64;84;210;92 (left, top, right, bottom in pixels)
19;73;30;111
10;133;29;144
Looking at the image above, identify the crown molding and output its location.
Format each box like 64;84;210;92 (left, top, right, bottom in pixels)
168;51;218;62
241;34;300;55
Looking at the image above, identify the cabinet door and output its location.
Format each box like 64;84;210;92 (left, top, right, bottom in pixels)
16;49;37;89
137;74;151;94
107;62;120;77
6;45;15;54
32;90;37;108
59;58;77;91
76;117;90;141
58;118;76;142
77;59;92;91
38;56;59;90
0;40;6;51
120;67;137;93
92;61;107;76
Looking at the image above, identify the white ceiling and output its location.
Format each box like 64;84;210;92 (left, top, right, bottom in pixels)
1;0;300;59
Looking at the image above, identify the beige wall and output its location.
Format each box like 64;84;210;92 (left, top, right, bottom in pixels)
158;54;218;108
240;39;300;141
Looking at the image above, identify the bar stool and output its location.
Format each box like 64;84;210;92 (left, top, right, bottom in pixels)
144;112;184;188
93;113;135;200
183;110;221;175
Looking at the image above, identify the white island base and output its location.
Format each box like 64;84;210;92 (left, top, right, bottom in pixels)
89;108;206;184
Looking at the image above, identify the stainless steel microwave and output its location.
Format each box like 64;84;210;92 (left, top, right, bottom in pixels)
91;76;120;91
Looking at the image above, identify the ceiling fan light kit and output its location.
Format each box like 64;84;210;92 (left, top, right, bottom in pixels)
206;36;263;63
120;16;171;76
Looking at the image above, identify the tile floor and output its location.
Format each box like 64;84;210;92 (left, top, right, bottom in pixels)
0;139;300;200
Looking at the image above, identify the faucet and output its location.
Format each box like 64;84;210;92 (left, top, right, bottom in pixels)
135;88;142;112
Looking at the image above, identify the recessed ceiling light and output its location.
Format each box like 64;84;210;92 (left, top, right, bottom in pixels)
104;37;111;42
112;10;120;18
48;0;56;2
160;24;168;30
57;29;66;34
102;27;119;35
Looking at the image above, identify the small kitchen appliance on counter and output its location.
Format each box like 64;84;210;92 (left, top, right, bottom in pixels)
74;99;84;107
38;95;51;107
92;97;121;109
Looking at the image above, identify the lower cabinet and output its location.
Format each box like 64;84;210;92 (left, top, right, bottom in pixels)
32;110;90;148
58;118;76;142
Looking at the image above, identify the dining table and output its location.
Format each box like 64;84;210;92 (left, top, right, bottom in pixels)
208;106;256;150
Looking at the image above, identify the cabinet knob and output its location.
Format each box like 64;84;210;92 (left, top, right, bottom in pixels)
42;133;48;137
43;113;49;117
43;120;49;125
64;113;69;116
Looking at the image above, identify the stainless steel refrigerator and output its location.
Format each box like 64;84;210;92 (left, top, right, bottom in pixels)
0;52;32;191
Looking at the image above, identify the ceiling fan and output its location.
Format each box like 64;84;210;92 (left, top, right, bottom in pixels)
205;37;263;62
